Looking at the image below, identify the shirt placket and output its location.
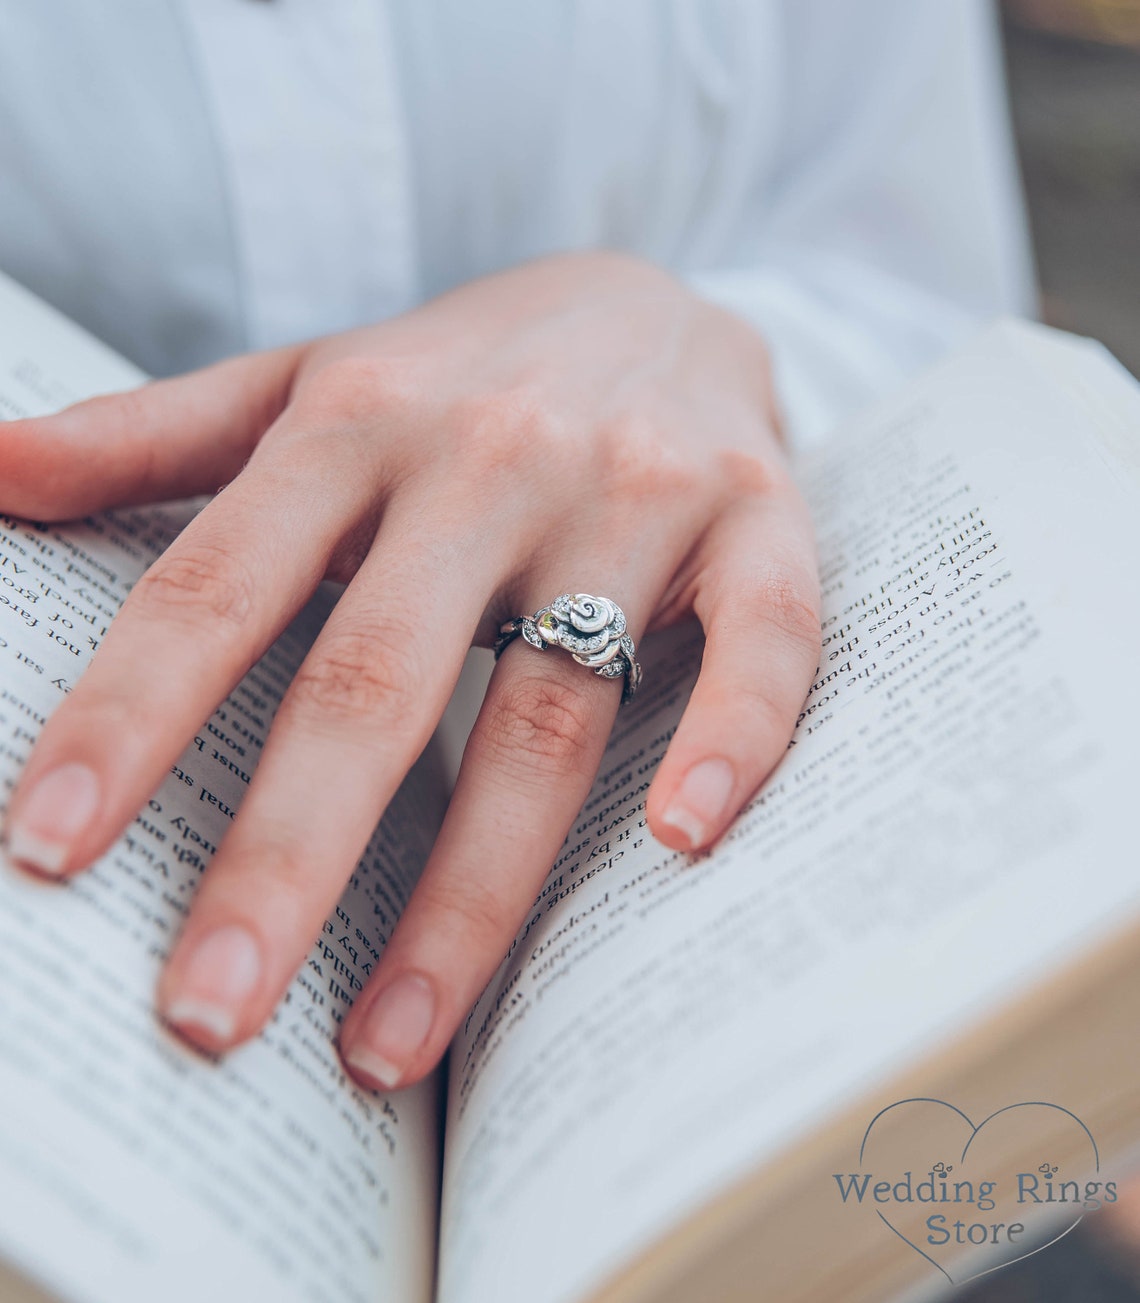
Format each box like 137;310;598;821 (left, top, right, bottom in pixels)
175;0;418;351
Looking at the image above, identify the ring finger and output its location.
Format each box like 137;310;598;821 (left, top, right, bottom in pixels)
339;575;665;1091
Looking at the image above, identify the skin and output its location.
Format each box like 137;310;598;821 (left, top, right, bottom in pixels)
0;250;821;1091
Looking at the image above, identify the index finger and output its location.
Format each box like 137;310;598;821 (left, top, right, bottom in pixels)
1;423;374;878
0;346;300;519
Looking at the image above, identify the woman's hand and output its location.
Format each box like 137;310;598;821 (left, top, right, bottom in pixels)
0;252;820;1090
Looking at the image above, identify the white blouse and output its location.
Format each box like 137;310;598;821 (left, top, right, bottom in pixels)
0;0;1035;448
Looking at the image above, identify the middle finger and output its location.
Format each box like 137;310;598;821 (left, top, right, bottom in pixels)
156;502;507;1050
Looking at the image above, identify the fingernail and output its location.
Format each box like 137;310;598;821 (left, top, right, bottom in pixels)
4;762;101;876
660;757;736;850
164;925;262;1044
346;974;436;1090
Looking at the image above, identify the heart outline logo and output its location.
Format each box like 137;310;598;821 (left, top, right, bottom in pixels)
856;1097;1100;1286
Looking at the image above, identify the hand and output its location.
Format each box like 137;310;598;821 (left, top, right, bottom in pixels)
1;252;820;1089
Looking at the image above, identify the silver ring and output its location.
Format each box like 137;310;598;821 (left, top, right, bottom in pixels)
494;593;642;705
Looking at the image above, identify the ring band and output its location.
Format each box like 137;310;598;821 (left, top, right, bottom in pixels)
494;593;642;704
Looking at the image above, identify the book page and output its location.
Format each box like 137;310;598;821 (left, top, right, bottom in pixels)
1003;320;1140;488
436;322;1140;1303
0;274;442;1303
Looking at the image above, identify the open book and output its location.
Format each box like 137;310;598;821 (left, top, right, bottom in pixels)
1;270;1139;1303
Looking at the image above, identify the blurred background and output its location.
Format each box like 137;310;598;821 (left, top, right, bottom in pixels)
956;8;1139;1299
1000;0;1139;377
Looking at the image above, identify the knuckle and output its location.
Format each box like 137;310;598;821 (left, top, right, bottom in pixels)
732;675;799;742
452;387;563;474
54;687;138;746
225;836;314;906
132;541;258;630
593;411;694;504
301;355;419;425
483;672;598;774
717;448;784;498
752;567;823;653
289;623;422;729
92;385;148;430
415;875;508;952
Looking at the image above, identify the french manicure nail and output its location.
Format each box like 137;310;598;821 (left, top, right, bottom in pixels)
4;762;101;876
346;974;436;1090
660;757;736;850
164;924;262;1044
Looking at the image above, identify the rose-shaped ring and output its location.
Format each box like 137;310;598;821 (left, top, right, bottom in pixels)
493;593;642;704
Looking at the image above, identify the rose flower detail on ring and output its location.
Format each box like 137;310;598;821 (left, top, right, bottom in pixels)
515;593;642;701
